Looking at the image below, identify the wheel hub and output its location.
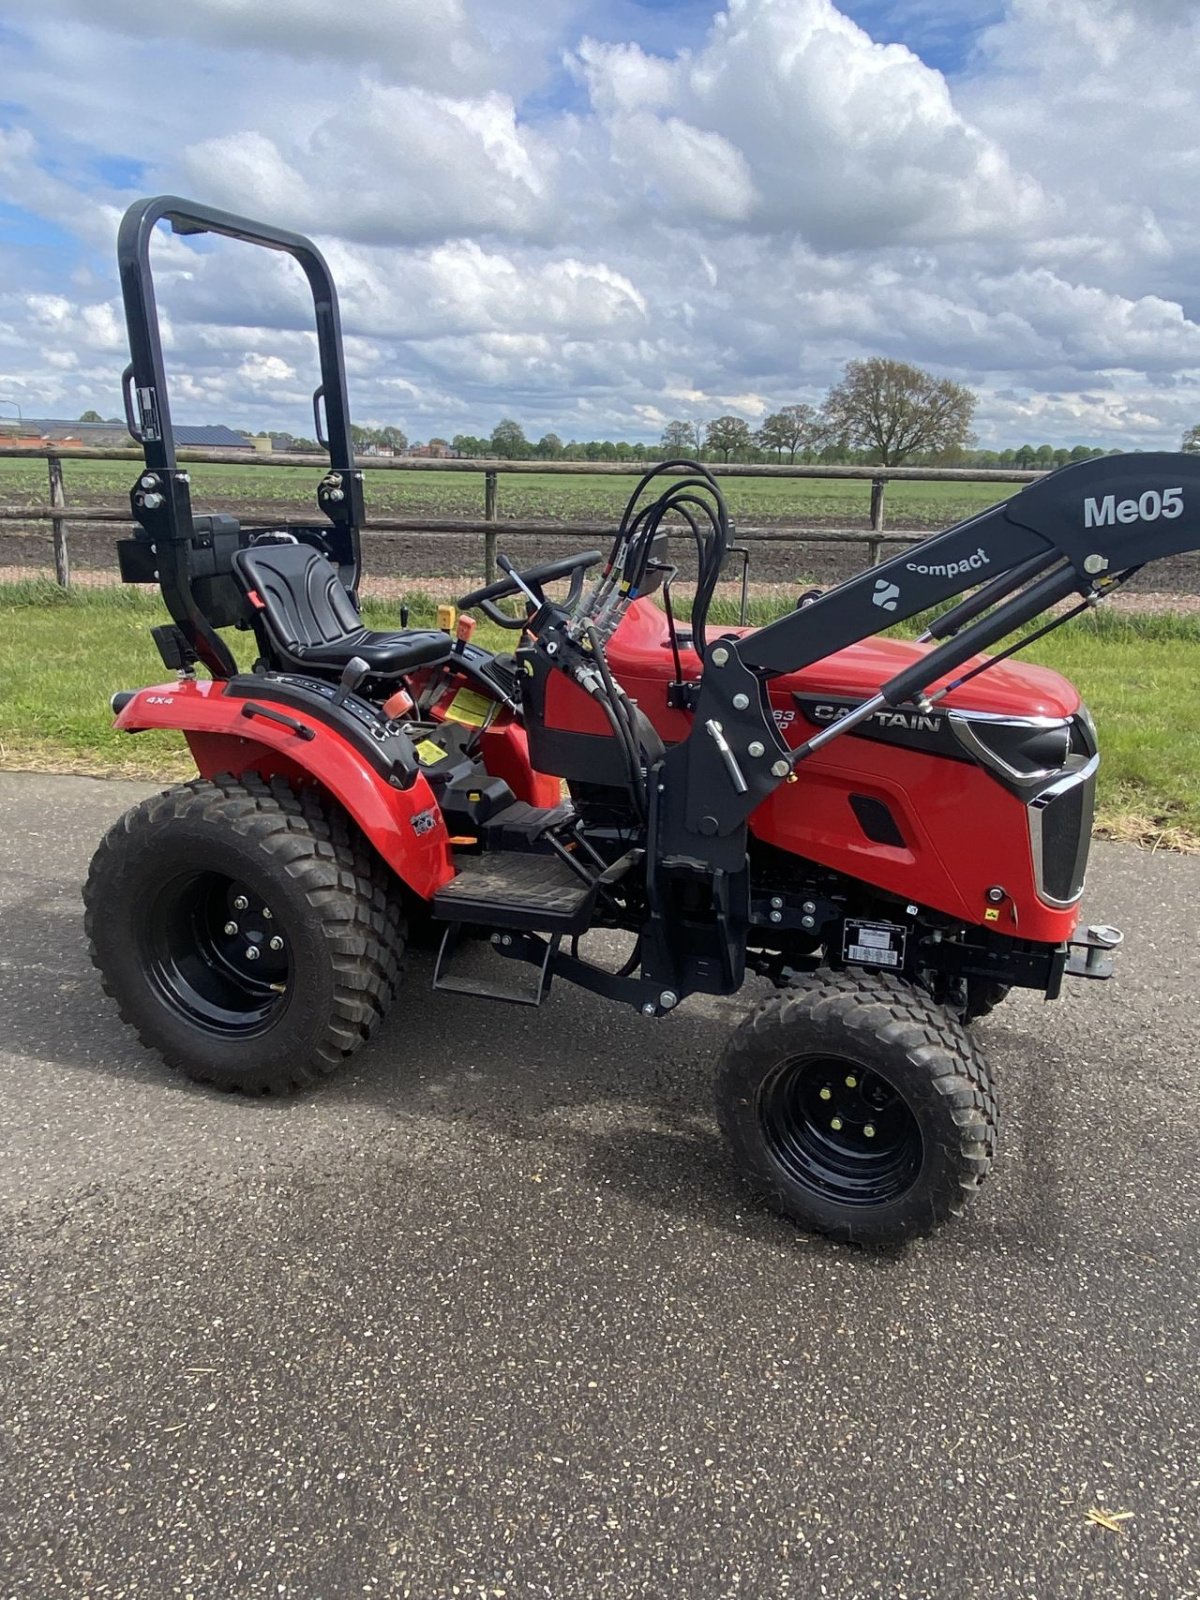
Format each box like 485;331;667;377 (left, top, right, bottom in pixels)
758;1054;923;1208
143;871;290;1037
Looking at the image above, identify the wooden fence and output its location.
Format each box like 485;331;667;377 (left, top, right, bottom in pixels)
0;444;1045;588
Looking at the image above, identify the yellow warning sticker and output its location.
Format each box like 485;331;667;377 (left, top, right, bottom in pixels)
984;908;1001;922
444;688;493;728
414;739;446;766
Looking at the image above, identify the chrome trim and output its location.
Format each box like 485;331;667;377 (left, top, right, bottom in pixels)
947;709;1073;791
1029;752;1100;811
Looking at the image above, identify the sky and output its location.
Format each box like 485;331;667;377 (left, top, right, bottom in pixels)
0;0;1198;450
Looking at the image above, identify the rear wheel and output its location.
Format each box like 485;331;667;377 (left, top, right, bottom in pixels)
84;774;406;1093
716;969;998;1244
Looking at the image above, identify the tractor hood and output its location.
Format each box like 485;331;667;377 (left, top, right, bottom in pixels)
608;598;1081;723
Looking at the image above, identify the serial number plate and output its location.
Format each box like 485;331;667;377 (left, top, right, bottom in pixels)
843;920;907;970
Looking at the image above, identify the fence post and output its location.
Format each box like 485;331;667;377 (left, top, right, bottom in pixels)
48;454;70;588
483;470;498;582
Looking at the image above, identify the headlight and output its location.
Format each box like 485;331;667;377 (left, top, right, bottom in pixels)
948;713;1075;787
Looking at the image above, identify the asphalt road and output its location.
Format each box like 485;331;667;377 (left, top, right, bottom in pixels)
1;771;1198;1600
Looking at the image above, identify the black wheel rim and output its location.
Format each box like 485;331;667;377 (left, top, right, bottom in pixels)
757;1054;923;1208
142;871;290;1038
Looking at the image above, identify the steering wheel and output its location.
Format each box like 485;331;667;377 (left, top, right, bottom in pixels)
457;549;602;629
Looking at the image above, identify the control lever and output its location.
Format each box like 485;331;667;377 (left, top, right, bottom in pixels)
333;655;370;708
497;554;543;610
705;719;749;795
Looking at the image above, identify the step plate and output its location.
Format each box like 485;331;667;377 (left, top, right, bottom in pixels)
433;851;596;934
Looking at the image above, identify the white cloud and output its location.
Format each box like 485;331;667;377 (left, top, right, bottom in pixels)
964;0;1200;288
237;353;298;386
32;0;501;94
0;0;1198;451
181;86;560;247
577;0;1048;247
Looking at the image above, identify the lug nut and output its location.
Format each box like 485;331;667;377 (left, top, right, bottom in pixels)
223;921;239;936
844;1075;858;1089
830;1117;844;1132
245;945;261;961
233;894;249;912
819;1087;832;1101
864;1124;877;1139
262;906;273;920
269;936;284;952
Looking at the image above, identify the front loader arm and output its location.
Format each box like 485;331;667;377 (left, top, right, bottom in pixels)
660;452;1200;851
741;452;1200;676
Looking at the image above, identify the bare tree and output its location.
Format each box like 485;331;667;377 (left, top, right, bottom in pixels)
705;415;753;462
821;359;976;465
1182;425;1200;453
756;403;820;462
660;419;703;456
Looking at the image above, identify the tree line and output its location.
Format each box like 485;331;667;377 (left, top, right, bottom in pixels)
355;363;1116;470
81;356;1197;465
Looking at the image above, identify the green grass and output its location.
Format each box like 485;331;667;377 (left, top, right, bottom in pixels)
0;456;1010;530
1;582;1196;843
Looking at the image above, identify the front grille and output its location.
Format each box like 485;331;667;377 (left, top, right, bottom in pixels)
1028;745;1098;907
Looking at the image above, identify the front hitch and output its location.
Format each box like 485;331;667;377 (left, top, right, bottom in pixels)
1065;923;1124;979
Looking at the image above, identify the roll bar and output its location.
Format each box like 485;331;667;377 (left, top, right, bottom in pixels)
117;195;356;476
115;196;365;676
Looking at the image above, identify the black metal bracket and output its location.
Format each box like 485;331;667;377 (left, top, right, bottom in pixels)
658;636;790;860
493;930;671;1014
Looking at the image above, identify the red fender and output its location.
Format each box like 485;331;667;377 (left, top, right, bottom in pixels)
114;680;454;901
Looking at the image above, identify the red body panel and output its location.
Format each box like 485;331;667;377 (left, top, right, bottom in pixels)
478;720;564;808
115;681;455;900
598;601;1085;943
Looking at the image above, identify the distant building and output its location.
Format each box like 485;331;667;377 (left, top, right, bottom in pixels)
0;418;252;450
173;426;253;449
0;417;131;448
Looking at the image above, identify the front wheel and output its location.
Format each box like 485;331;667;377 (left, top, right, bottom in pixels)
716;970;998;1245
84;774;406;1093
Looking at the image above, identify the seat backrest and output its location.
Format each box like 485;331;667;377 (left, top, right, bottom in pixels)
233;542;361;651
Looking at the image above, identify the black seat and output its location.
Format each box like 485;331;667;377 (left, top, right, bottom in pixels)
232;542;451;677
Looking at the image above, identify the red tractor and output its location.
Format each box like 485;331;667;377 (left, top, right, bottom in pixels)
87;197;1195;1243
